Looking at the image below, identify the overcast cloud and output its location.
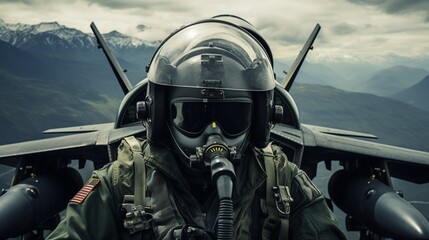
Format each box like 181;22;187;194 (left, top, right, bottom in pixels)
347;0;429;21
0;0;428;63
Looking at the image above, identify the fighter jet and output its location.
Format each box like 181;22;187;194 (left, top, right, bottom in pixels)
1;15;429;239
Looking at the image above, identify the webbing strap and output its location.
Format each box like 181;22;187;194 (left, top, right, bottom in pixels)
260;143;277;240
122;136;152;237
259;143;290;240
124;136;146;206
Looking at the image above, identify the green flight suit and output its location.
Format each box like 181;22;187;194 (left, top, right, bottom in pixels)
47;138;346;240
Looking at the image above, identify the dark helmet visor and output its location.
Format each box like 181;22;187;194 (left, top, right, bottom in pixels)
171;99;252;136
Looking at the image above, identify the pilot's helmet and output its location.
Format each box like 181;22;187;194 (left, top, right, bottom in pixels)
142;17;278;162
210;14;274;68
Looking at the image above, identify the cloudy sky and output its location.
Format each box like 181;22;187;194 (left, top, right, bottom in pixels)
1;0;428;64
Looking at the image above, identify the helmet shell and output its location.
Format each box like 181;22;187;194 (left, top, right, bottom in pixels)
147;20;275;91
145;18;275;149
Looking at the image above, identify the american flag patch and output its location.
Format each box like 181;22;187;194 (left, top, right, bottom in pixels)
70;178;100;204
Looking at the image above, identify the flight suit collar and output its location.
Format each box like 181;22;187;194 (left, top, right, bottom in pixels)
232;149;267;204
143;143;267;203
143;143;190;188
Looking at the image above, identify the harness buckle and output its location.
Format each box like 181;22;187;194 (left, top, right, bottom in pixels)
273;185;293;217
122;203;153;234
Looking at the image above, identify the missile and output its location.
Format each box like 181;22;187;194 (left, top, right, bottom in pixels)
0;167;83;239
328;170;429;239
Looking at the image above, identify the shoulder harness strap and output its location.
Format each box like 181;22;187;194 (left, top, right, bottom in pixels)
257;143;293;240
121;136;153;236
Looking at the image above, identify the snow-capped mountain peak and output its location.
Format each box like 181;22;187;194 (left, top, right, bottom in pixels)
102;30;145;48
31;22;62;34
0;19;153;50
104;30;126;37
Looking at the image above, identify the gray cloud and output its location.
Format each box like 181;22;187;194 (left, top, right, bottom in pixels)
85;0;191;12
136;24;148;32
330;23;359;36
0;0;76;5
347;0;429;22
256;19;310;45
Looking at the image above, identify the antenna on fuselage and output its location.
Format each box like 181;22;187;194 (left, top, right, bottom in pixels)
90;22;133;94
281;23;321;91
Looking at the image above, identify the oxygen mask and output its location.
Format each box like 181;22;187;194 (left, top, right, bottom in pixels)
168;96;252;167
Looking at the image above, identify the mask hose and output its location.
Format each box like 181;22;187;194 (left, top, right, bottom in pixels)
204;134;236;240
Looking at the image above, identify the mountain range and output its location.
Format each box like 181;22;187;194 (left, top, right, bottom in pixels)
0;19;157;144
2;18;428;103
282;60;429;113
392;75;429;112
349;65;429;97
289;83;429;151
0;18;157;84
0;19;157;51
1;18;429;148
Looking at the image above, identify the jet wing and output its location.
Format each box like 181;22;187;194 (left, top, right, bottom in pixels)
271;123;429;183
302;124;378;139
43;122;114;134
0;123;145;167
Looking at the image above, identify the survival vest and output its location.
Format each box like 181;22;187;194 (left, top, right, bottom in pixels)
117;136;293;240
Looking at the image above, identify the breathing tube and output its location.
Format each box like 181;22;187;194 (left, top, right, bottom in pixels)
204;134;236;240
